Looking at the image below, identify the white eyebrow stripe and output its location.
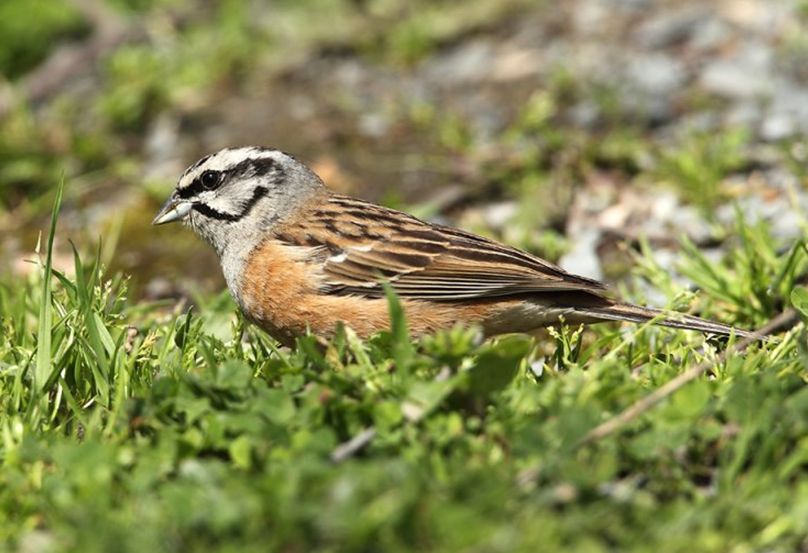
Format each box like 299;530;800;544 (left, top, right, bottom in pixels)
177;146;280;190
328;252;348;263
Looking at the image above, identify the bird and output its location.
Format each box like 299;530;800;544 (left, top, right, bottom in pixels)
152;146;750;346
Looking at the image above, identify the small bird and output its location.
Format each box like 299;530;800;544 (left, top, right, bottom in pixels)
153;146;749;346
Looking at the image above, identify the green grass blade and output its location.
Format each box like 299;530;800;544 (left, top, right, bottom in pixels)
34;177;65;394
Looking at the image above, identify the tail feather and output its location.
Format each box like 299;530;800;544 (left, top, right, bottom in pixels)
578;302;753;338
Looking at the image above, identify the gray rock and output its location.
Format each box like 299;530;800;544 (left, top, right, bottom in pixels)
725;100;763;127
701;61;771;98
672;205;714;246
481;201;518;230
633;7;707;49
688;18;731;51
760;112;796;141
358;112;390;138
572;0;611;34
675;110;722;133
626;53;687;95
700;43;774;99
559;228;603;281
490;46;543;82
569;101;600;128
615;0;657;12
762;82;808;140
423;40;495;85
769;208;804;241
143;114;182;180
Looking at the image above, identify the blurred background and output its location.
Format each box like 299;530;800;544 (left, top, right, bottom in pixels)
1;0;807;302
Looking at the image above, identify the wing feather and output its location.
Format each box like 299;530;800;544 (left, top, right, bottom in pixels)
277;195;607;301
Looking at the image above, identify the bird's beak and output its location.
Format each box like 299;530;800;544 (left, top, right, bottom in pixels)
152;196;193;225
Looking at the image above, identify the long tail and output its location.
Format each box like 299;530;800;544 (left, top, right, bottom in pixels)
577;302;753;338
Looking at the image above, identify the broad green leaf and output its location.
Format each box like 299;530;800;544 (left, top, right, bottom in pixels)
667;379;712;419
790;287;808;320
229;436;252;469
467;335;532;397
259;388;296;425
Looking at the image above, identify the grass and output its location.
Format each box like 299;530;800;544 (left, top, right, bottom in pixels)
0;181;807;552
655;128;751;212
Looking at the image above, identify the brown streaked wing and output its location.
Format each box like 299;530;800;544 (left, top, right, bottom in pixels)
278;194;608;301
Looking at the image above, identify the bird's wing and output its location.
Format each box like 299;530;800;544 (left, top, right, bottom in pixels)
275;194;607;301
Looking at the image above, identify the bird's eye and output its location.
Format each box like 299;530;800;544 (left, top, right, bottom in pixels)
200;170;221;190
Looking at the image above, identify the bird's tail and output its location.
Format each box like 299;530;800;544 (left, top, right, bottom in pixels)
577;302;753;338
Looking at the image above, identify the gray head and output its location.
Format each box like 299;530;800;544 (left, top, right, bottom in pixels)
152;146;324;256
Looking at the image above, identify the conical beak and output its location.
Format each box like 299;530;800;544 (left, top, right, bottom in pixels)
152;196;193;225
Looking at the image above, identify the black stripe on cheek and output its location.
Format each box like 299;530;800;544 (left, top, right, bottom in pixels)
192;203;240;221
192;187;268;222
177;183;202;199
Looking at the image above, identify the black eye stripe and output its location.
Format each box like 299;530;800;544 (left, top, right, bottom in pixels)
177;169;225;199
177;175;205;198
176;156;278;199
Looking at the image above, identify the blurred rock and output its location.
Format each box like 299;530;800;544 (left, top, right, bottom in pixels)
358;112;390;138
632;7;707;49
687;18;730;52
569;100;600;128
481;201;518;230
560;227;603;281
760;112;795;141
424;40;495;85
626;53;687;96
144;277;174;300
761;84;808;140
699;43;774;98
572;0;611;35
490;46;543;82
719;0;792;32
725;100;762;127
